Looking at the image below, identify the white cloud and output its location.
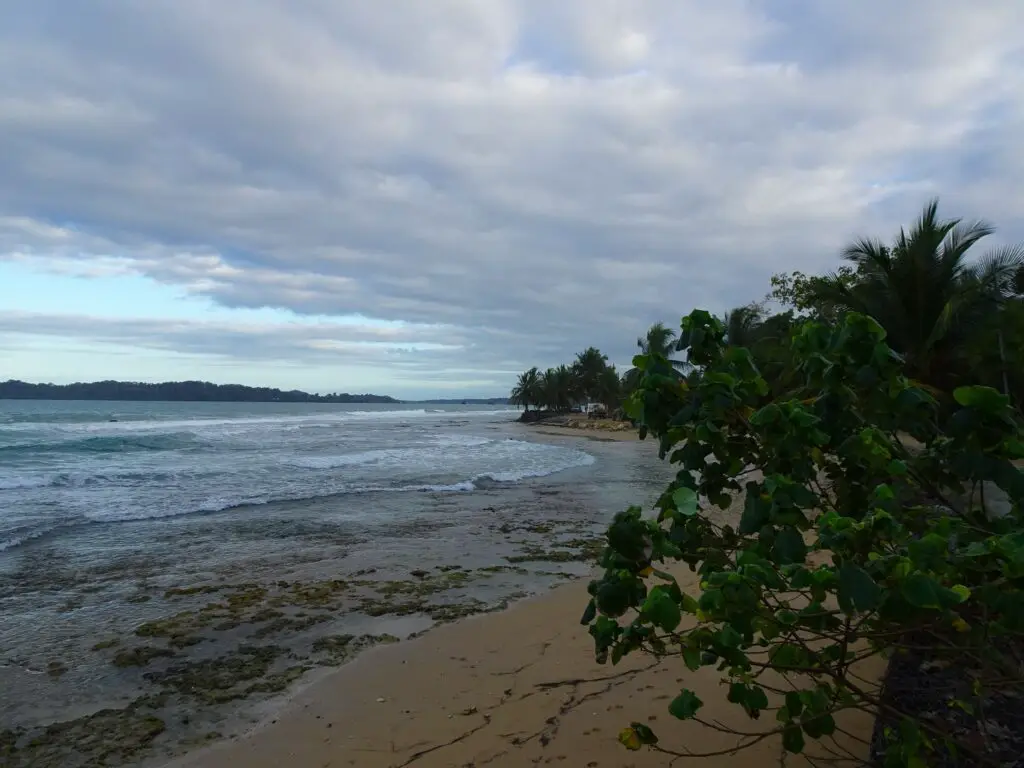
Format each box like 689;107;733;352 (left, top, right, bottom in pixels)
0;1;1022;392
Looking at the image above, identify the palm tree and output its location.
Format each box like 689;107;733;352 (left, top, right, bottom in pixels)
636;322;677;359
595;365;622;411
572;347;609;402
723;304;765;348
818;199;1024;388
510;367;541;412
538;366;577;412
623;322;690;392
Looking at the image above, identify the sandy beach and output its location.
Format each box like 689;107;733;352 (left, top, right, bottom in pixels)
171;501;882;768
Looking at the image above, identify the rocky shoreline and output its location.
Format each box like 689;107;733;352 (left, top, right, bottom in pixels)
0;525;606;767
518;410;636;434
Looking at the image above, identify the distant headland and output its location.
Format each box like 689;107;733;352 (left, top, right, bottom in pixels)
0;379;399;404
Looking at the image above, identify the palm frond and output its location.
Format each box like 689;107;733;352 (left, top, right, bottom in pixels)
969;245;1024;298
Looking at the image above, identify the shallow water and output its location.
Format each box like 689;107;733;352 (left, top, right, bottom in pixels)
0;402;673;766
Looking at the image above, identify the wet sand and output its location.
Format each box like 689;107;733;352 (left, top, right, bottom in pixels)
2;424;679;767
172;502;882;768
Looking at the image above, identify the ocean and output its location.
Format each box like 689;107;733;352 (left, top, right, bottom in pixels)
0;401;598;550
0;401;672;766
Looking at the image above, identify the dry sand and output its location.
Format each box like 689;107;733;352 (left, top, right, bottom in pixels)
171;568;881;768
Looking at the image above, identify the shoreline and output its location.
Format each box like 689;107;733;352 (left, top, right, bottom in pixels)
2;420;672;767
169;575;882;768
168;492;882;768
518;415;641;442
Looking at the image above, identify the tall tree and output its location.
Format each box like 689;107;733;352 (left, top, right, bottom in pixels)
817;199;1024;389
510;367;542;412
624;322;690;393
572;347;610;402
538;365;577;412
636;322;679;359
723;304;766;348
595;365;622;412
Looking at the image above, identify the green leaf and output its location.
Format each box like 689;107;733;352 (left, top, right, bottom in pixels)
759;619;780;641
715;625;742;649
668;689;703;720
682;646;701;671
642;587;682;632
680;593;699;614
750;403;781;426
773;527;807;565
777;609;799;625
785;691;804;718
596;581;632;617
837;564;880;613
580;598;597;625
710;491;732;509
607;518;648;562
740;483;769;535
887;459;908;476
953;385;1009;411
873;483;895;501
901;574;940;609
618;727;642;751
802;713;836;738
950;584;971;603
672;487;699;517
769;643;809;669
611;642;625;665
630;722;659;745
782;724;805;753
746;686;769;712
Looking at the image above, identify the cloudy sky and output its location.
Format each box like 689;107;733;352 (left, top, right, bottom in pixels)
1;2;1022;398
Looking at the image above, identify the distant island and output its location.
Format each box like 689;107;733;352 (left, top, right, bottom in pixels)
0;380;398;404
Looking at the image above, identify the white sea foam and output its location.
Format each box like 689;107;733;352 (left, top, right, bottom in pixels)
0;404;584;547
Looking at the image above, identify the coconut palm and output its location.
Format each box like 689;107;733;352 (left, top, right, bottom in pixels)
536;366;577;412
510;367;542;412
723;304;765;348
595;365;622;411
817;199;1024;388
622;322;690;393
636;322;676;359
572;347;609;401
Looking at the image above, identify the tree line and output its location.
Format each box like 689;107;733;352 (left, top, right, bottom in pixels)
509;325;692;415
729;199;1024;406
0;379;398;403
512;198;1024;415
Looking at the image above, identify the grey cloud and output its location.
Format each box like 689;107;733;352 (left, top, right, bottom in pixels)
0;311;515;385
1;1;1023;389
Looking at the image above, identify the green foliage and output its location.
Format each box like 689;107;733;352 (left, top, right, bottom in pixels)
769;268;860;322
510;367;543;411
812;199;1024;393
511;347;624;413
585;308;1024;765
768;201;1024;407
